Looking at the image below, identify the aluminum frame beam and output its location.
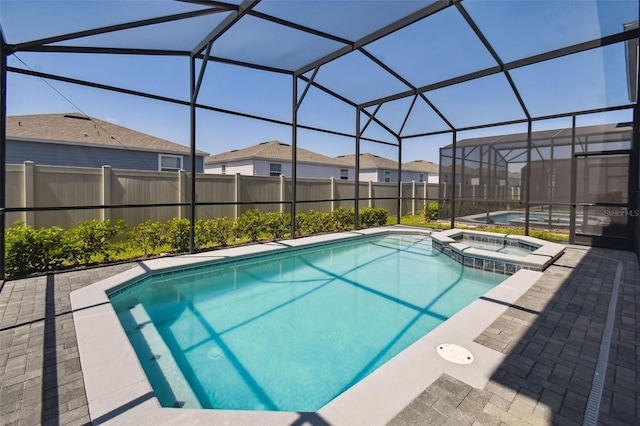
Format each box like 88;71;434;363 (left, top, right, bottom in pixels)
455;2;530;120
14;7;231;52
191;0;260;56
360;28;640;110
7;66;391;146
295;0;456;76
401;104;636;139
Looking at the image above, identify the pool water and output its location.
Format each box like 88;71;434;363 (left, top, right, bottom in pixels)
485;212;568;224
110;233;503;412
462;241;533;257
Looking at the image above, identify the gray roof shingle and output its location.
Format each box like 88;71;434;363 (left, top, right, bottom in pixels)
205;140;347;166
207;141;441;172
7;113;208;156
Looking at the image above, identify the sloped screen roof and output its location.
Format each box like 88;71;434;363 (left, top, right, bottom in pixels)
1;0;638;136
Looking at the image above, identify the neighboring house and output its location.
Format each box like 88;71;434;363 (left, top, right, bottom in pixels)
507;171;522;187
336;154;440;183
205;140;354;180
402;160;440;184
206;140;441;183
6;113;208;172
335;153;399;183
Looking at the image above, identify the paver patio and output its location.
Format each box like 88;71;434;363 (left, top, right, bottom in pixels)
0;245;638;425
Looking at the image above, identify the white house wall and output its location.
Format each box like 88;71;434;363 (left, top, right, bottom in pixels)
255;160;349;179
205;159;442;183
402;171;440;184
359;170;379;182
205;159;255;175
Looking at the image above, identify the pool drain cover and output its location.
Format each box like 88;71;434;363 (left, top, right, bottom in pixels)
437;344;474;364
208;346;224;359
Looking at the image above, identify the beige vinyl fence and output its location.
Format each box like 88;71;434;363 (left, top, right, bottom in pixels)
5;161;445;229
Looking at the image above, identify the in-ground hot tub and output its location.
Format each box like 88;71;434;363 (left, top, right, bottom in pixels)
431;229;565;274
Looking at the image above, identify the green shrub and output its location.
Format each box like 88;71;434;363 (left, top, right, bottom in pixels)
331;206;355;230
129;220;164;255
235;209;265;242
294;212;308;236
358;207;387;227
165;218;191;252
263;212;290;239
296;210;332;235
210;217;235;247
372;207;388;226
424;202;438;221
66;219;127;264
4;222;66;276
194;219;212;249
196;217;235;247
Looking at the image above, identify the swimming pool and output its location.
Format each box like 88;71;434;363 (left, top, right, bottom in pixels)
109;233;503;412
493;212;563;224
72;227;546;424
459;210;603;228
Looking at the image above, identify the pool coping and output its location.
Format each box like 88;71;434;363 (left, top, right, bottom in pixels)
431;228;565;273
70;226;544;425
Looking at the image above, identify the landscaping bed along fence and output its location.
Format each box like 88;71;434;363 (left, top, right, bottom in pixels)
3;207;388;279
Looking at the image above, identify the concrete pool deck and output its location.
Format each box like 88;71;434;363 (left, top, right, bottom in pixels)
1;227;638;425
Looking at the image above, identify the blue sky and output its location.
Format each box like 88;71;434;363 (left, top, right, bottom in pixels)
2;0;638;164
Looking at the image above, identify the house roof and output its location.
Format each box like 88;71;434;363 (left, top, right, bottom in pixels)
205;140;347;167
335;153;399;170
402;160;439;174
208;141;441;172
7;113;209;156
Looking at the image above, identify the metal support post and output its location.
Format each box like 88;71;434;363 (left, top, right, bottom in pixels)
189;56;197;252
355;108;361;229
397;136;402;223
525;120;532;236
569;115;577;244
0;42;7;278
450;131;457;229
291;74;298;237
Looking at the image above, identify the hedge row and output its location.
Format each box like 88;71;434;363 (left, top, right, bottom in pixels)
4;207;388;278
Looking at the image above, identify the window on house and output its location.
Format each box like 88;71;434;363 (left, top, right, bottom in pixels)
159;154;182;171
384;170;391;182
419;173;424;183
270;163;282;176
340;169;348;180
221;165;226;175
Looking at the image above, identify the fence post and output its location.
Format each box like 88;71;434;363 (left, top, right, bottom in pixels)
178;170;187;219
368;180;373;208
330;177;335;211
423;181;427;212
235;173;241;219
23;161;35;226
101;165;111;221
411;180;416;215
280;175;286;213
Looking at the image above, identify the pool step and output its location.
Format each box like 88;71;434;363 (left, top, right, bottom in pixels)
118;302;201;409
